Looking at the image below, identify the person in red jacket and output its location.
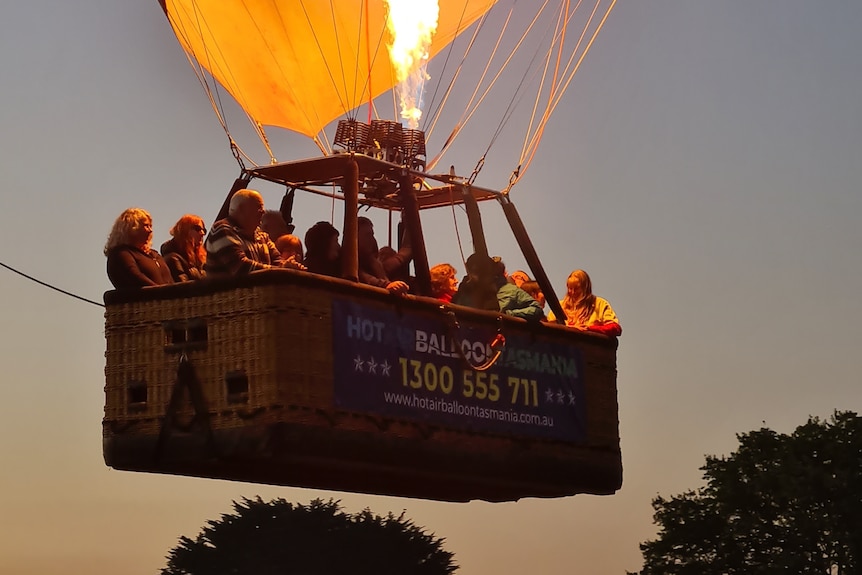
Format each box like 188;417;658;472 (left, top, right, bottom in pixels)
430;263;458;302
547;269;621;336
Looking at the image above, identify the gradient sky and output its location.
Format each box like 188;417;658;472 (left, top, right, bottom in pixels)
1;1;861;574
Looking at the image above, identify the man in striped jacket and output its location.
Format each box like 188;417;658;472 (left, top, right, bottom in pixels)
205;189;298;276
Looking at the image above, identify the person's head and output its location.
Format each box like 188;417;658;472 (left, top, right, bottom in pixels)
521;280;545;308
169;214;207;266
509;270;530;288
491;256;506;278
170;214;206;246
562;269;596;324
465;253;495;280
357;216;378;254
430;263;458;298
565;269;593;300
105;208;153;254
228;189;265;234
261;210;291;240
276;234;303;263
305;221;340;262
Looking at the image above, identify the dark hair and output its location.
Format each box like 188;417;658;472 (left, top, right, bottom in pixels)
304;221;340;277
521;280;542;299
491;256;506;278
261;209;291;239
305;221;338;255
465;253;495;278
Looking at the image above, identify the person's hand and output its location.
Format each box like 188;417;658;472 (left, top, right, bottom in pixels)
386;280;409;294
282;256;307;271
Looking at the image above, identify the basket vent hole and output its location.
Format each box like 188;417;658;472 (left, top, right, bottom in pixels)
127;380;147;408
188;323;208;343
163;319;208;351
225;371;249;404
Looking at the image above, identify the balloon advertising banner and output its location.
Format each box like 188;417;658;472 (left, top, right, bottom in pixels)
332;298;586;441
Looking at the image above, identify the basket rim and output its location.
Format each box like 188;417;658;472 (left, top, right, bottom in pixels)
104;269;618;351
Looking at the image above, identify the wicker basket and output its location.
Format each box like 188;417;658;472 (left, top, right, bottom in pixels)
104;270;621;502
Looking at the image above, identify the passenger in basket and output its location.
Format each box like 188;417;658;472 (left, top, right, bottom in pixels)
260;209;291;241
547;269;621;336
275;234;307;271
490;257;544;321
105;208;173;288
520;280;546;309
508;269;530;288
160;214;207;282
429;263;458;303
357;216;409;294
452;253;500;312
377;220;413;283
304;221;341;278
205;189;302;276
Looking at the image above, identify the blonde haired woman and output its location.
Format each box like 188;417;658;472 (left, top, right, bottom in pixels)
105;208;173;288
161;214;207;282
547;269;621;336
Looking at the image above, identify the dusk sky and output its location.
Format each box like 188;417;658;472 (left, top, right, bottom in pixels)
1;1;860;574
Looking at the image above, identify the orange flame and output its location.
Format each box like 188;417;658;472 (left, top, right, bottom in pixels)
384;0;439;129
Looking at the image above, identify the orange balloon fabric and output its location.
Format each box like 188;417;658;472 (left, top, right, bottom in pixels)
160;0;495;138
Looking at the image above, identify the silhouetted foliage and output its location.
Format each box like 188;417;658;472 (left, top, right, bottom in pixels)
629;411;862;575
162;497;458;575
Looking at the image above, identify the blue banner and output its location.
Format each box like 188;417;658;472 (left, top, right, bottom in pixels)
331;298;586;442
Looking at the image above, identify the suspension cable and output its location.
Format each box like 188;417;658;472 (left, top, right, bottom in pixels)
515;0;616;184
1;261;104;308
427;0;550;171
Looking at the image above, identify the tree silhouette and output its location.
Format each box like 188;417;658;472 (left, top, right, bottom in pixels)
162;497;458;575
629;411;862;574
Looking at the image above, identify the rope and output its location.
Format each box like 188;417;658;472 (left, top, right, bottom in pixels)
428;0;549;171
421;0;473;133
172;2;271;165
364;0;372;123
298;0;351;120
423;7;489;143
443;311;506;372
328;0;353;116
0;261;104;308
515;0;617;183
447;181;467;265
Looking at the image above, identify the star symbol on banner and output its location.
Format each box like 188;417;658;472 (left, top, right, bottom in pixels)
556;389;565;404
353;355;364;372
567;390;576;406
380;360;392;376
366;357;378;374
545;388;555;403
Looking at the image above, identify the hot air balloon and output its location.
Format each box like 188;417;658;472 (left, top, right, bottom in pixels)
103;0;621;502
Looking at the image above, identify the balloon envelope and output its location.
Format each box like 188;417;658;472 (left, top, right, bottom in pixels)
160;0;496;138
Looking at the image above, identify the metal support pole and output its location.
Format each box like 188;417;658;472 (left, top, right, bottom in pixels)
399;173;432;295
461;185;489;258
215;173;252;223
340;158;360;282
498;197;565;324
